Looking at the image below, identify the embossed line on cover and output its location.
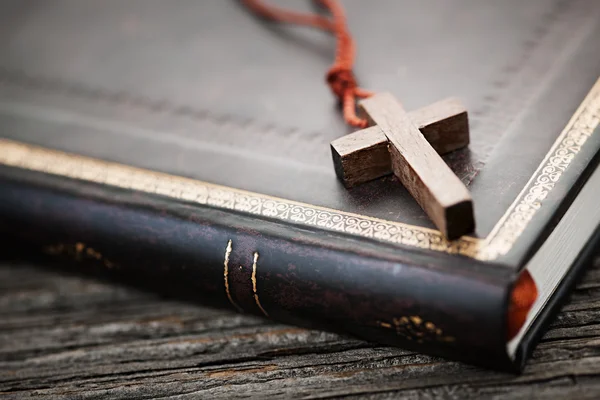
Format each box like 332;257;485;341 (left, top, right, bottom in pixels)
224;239;244;313
251;252;269;317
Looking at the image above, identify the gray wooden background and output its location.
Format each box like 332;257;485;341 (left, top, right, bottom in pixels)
1;257;599;399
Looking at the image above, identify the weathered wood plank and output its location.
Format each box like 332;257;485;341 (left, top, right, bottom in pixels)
0;256;599;399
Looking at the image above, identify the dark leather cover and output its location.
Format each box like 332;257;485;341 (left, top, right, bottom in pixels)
0;0;599;371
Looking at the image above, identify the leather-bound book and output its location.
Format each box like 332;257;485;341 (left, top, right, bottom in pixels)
1;0;599;371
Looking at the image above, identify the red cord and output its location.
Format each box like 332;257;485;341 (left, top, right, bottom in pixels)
242;0;373;128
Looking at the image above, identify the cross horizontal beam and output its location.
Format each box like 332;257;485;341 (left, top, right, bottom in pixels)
331;97;469;188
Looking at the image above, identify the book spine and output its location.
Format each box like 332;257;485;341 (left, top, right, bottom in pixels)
0;166;516;370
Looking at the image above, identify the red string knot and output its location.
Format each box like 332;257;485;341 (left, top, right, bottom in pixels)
326;66;373;128
326;66;358;100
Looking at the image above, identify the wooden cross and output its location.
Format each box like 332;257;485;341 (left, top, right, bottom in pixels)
330;94;475;240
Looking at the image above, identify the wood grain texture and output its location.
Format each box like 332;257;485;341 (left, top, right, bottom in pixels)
0;256;599;400
409;97;470;155
331;126;391;187
330;98;469;188
360;93;474;239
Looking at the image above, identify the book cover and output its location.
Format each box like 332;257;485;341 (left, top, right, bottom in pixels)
0;0;599;371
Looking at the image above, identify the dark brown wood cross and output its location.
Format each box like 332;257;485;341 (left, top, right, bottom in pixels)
330;94;475;240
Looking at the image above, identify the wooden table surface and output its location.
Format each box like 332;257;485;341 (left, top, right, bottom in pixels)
1;257;599;400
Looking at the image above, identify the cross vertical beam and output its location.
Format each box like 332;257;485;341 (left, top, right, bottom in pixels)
331;93;474;239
